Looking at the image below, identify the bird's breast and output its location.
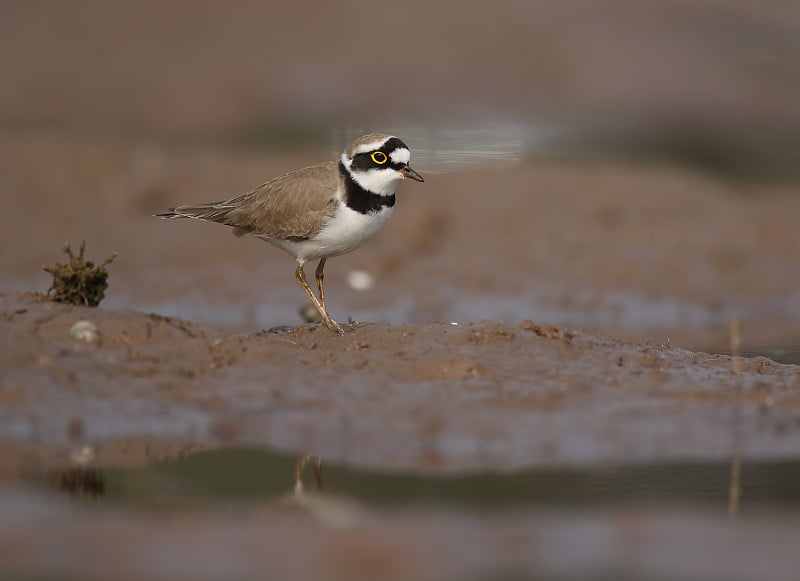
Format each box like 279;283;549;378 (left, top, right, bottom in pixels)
310;202;394;258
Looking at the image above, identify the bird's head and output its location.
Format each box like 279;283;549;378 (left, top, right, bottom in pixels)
341;134;424;195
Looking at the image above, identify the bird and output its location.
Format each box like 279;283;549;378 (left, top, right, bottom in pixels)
156;133;424;334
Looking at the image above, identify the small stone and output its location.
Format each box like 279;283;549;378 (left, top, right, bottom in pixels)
299;304;323;323
346;269;374;291
70;320;100;344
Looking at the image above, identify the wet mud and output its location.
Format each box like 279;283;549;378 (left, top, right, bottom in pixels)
1;291;799;580
2;291;798;470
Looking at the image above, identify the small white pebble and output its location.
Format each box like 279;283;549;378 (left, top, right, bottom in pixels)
449;321;459;326
69;320;99;344
69;446;95;465
346;270;375;291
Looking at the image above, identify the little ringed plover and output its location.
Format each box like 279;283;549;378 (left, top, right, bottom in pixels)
157;133;424;334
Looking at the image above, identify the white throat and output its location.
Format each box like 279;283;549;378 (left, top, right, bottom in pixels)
341;154;403;196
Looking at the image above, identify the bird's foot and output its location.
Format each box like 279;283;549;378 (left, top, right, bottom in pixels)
324;319;345;335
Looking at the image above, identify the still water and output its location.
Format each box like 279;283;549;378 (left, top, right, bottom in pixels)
42;447;800;512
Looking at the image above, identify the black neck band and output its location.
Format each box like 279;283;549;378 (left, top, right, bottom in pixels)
340;162;396;214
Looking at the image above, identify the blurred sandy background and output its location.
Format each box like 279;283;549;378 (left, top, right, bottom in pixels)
2;5;800;580
3;1;800;139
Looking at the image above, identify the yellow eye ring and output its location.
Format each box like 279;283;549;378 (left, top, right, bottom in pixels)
371;151;388;164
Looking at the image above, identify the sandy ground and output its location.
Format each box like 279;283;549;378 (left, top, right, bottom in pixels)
2;1;800;579
3;291;798;470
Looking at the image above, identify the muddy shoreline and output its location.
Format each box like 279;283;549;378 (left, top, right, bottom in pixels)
1;289;799;580
2;291;797;473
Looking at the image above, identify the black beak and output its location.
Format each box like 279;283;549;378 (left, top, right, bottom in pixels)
399;164;424;182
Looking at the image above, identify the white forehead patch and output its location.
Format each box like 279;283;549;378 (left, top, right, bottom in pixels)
352;137;390;155
389;148;410;165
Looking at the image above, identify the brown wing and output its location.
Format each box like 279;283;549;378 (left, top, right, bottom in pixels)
157;162;340;241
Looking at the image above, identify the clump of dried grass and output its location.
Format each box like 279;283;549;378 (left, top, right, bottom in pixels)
44;241;116;307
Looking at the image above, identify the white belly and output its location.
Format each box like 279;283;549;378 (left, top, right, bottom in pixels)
268;203;394;264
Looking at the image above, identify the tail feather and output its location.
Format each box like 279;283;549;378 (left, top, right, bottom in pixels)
155;202;254;237
155;202;236;222
155;208;184;219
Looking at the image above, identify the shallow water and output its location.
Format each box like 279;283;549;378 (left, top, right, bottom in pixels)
12;446;797;581
37;447;800;512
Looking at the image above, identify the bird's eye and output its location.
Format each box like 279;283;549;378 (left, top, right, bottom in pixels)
371;151;388;164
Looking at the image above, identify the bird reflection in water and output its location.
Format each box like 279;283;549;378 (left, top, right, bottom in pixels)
294;454;324;494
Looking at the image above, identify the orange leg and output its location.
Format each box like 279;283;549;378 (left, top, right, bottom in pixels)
315;258;327;311
295;263;343;334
